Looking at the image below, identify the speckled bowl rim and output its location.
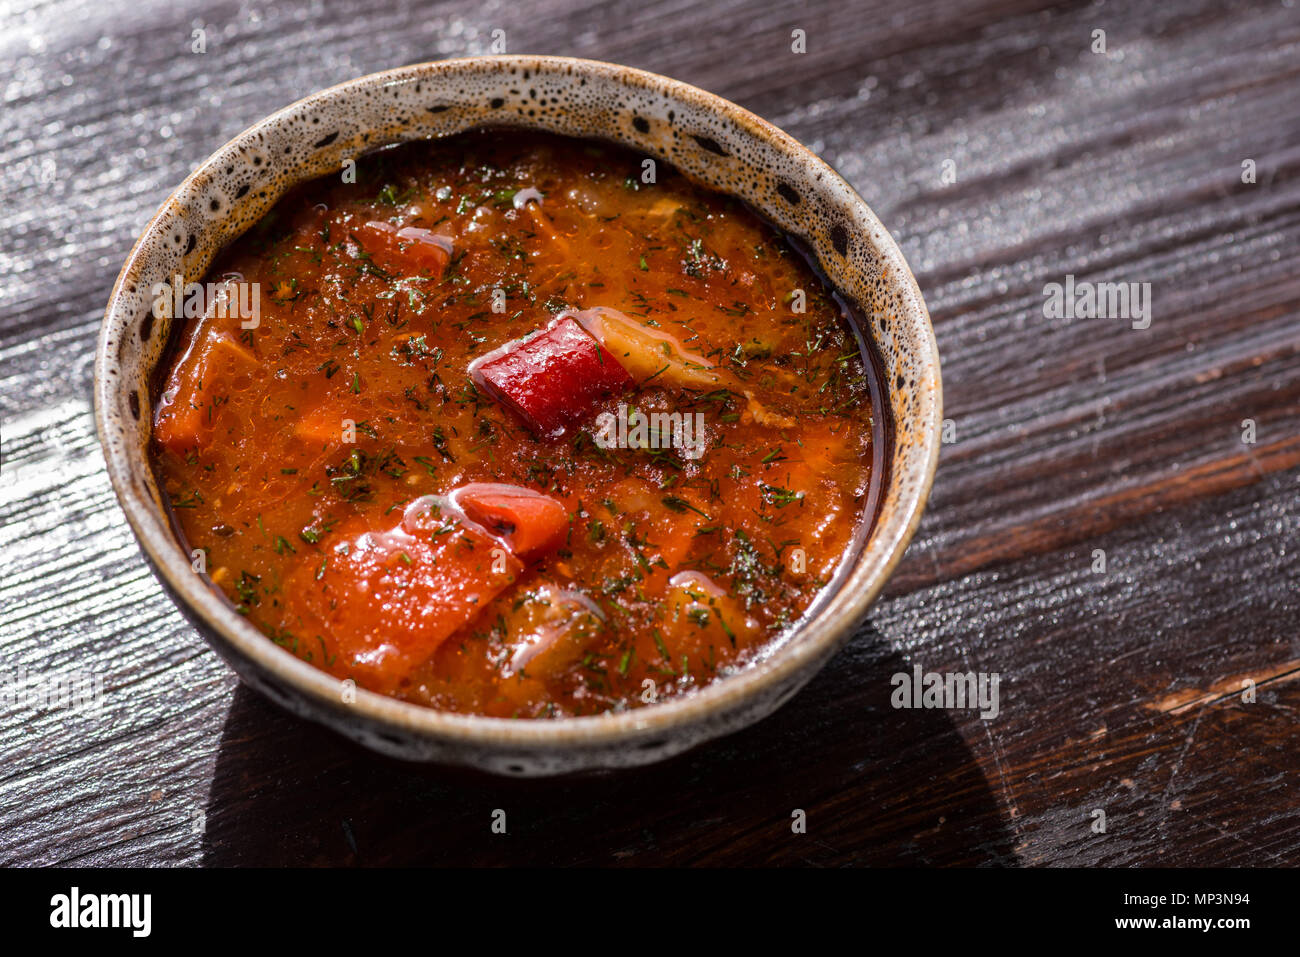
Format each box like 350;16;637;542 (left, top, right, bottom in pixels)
95;56;941;759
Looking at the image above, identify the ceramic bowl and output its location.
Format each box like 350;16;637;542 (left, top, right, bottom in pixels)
95;55;941;775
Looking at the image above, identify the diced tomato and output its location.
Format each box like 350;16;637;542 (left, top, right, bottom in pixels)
451;483;570;558
469;314;635;437
356;220;452;276
154;332;259;452
293;498;522;693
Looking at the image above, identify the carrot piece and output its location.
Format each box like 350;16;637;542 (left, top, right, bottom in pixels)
356;220;451;276
292;400;350;446
451;483;570;559
154;332;258;452
293;498;522;694
648;506;698;569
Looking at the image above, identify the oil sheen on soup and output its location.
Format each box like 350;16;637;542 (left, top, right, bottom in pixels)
151;130;882;718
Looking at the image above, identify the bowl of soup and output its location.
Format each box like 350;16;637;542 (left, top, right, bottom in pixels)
95;56;941;774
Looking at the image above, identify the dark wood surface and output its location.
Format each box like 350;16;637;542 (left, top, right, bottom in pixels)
1;0;1297;866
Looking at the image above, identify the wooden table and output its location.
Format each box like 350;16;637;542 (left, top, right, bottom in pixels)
2;0;1297;866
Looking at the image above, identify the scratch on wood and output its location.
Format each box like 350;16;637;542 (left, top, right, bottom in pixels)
1146;659;1300;716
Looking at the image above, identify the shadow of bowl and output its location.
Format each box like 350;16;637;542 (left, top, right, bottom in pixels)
201;621;1013;866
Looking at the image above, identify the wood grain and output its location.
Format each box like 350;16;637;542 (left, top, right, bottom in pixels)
1;0;1297;866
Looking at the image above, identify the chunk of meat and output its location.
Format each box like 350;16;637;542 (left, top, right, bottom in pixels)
660;570;760;659
501;583;606;679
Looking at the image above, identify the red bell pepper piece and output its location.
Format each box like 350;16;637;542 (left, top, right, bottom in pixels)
291;497;522;694
451;483;570;558
154;331;259;452
469;314;635;437
356;220;452;277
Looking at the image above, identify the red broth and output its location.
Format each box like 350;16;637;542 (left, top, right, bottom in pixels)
150;130;885;718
